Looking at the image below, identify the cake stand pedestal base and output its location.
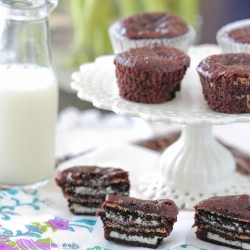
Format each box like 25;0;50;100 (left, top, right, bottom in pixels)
138;124;250;209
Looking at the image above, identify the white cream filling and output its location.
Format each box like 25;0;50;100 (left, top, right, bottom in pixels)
74;186;128;196
106;212;159;227
247;95;250;109
208;232;250;249
66;172;73;181
74;186;111;195
72;203;98;213
202;216;250;233
110;231;158;245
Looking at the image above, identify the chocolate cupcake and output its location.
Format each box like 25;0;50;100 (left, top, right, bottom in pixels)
114;44;190;104
216;19;250;53
197;53;250;114
109;12;195;54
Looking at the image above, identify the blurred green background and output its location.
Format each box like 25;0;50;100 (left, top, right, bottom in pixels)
54;0;200;68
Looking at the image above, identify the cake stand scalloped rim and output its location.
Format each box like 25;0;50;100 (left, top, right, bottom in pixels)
76;90;250;125
138;173;250;210
71;44;250;125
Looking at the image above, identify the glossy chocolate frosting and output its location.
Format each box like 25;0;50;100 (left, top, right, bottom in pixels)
196;53;250;79
56;166;129;185
194;194;250;221
102;194;178;222
117;12;189;39
114;45;190;73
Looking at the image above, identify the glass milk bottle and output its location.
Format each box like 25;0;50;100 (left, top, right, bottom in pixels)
0;0;58;188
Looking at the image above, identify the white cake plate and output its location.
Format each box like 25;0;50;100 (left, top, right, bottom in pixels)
71;44;250;209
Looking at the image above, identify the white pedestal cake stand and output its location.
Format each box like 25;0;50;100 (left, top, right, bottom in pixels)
71;44;250;209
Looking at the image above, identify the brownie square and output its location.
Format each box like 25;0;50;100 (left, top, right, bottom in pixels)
55;166;130;215
96;194;178;248
193;194;250;249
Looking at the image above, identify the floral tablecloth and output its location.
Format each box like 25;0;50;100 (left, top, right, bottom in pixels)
0;180;197;250
0;181;97;250
0;178;241;250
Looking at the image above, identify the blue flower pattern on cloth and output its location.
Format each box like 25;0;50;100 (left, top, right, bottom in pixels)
0;186;201;250
0;188;96;250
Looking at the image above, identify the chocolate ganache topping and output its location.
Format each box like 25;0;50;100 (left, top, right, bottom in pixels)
196;53;250;79
56;166;128;185
114;45;190;73
103;194;178;222
117;12;189;39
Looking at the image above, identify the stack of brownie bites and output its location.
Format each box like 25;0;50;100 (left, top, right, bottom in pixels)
55;165;179;248
96;195;178;249
55;11;250;250
55;166;130;215
193;194;250;249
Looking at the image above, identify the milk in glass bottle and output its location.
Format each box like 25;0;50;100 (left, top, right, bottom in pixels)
0;0;58;188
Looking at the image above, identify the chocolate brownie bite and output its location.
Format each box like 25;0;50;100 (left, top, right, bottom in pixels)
114;44;190;104
109;12;195;53
193;194;250;249
96;195;178;249
196;53;250;113
55;166;130;215
216;19;250;53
